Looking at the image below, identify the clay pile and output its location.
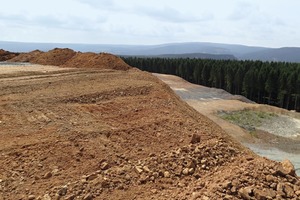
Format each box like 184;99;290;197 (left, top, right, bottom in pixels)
0;49;19;61
62;52;131;70
7;48;131;70
9;50;43;63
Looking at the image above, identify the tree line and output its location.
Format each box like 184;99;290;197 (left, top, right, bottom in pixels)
122;57;300;111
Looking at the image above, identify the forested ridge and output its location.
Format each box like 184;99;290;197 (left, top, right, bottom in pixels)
122;57;300;111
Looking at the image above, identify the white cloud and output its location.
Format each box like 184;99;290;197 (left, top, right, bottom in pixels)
0;0;299;47
137;6;214;23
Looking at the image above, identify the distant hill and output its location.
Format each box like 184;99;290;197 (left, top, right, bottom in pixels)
122;53;236;60
241;47;300;62
1;41;300;63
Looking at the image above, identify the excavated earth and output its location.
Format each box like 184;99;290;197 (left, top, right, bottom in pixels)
0;49;299;200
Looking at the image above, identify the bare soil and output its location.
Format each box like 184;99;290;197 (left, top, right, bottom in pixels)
0;51;299;199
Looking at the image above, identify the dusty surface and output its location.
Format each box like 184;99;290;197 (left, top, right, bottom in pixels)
0;51;300;199
0;63;73;75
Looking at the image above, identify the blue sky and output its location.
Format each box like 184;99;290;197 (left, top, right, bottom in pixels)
0;0;299;47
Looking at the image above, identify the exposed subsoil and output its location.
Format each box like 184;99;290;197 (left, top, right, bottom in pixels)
0;49;19;61
0;50;299;199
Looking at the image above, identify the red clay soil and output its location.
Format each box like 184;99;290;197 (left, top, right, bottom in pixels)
8;50;43;63
30;48;77;66
0;49;299;199
62;52;131;70
8;48;131;71
0;49;19;61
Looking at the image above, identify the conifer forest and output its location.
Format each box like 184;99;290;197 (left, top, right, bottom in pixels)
123;57;300;111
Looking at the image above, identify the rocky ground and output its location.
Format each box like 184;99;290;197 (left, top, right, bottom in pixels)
0;49;299;199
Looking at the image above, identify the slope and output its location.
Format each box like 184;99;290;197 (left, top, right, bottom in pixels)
0;51;299;199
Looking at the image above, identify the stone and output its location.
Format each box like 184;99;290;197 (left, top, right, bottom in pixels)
281;160;296;176
186;160;196;169
28;195;36;200
164;171;170;178
87;174;98;181
57;185;68;196
125;174;131;181
194;146;201;154
283;183;294;198
135;166;143;174
265;175;275;182
200;159;207;164
100;162;110;170
190;133;201;144
191;192;201;200
178;182;185;187
276;182;285;196
231;186;237;194
275;160;296;177
65;194;76;200
224;195;233;200
201;196;209;200
270;183;277;189
254;188;276;200
152;172;159;178
222;181;232;189
42;194;51;200
142;166;151;173
182;168;189;176
43;172;52;179
151;189;158;194
188;168;195;175
238;187;253;200
139;174;149;184
83;193;93;200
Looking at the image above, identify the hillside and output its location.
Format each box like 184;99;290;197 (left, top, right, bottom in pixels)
2;41;300;62
122;53;236;60
0;50;299;199
241;47;300;62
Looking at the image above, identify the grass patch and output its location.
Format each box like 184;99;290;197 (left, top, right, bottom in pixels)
218;109;277;131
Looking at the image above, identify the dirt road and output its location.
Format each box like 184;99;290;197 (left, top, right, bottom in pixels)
155;73;300;174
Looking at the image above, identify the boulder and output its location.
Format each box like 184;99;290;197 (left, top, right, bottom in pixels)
281;160;296;176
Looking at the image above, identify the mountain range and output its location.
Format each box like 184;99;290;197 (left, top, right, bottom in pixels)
1;41;300;63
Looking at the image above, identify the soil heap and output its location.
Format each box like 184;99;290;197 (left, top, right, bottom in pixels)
0;49;19;61
0;49;299;199
8;50;43;63
62;52;131;70
29;48;77;66
7;48;131;71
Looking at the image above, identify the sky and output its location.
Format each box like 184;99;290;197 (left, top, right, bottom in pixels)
0;0;299;48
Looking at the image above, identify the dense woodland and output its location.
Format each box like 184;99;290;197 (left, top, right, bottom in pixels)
122;57;300;111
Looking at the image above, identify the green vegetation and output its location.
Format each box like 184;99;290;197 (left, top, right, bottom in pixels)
218;110;277;131
122;57;300;111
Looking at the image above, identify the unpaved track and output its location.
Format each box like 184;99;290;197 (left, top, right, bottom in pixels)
0;66;299;199
155;73;300;174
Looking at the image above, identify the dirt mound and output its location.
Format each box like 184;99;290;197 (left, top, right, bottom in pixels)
29;48;76;66
62;52;131;70
7;48;131;71
0;49;19;61
8;50;43;62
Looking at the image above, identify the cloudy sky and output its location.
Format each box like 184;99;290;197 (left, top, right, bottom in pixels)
0;0;299;47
